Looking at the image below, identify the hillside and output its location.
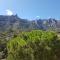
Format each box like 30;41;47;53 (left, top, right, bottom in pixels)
0;15;60;60
0;15;60;32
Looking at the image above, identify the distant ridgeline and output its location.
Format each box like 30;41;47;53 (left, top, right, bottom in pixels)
0;15;60;32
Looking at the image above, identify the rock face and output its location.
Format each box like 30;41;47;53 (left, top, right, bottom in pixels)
0;15;60;32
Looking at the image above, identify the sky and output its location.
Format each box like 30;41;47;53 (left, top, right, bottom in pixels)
0;0;60;20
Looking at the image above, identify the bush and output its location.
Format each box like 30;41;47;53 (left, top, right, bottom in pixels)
7;30;60;60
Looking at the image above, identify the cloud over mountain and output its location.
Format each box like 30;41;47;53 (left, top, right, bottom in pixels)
5;9;13;16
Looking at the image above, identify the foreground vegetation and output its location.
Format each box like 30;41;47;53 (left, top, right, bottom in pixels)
6;30;60;60
0;30;60;60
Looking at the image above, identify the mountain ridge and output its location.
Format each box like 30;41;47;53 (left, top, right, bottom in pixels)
0;15;60;32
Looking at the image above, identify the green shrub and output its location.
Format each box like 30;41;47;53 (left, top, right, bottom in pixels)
7;30;60;60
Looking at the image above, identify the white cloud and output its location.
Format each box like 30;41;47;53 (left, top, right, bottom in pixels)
35;16;40;19
36;16;40;18
5;9;13;16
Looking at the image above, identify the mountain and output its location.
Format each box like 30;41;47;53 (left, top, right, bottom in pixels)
0;15;30;32
0;15;60;32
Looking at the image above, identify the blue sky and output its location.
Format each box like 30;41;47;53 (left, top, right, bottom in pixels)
0;0;60;20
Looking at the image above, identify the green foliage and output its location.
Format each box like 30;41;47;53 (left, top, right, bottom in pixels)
7;30;60;60
7;37;28;60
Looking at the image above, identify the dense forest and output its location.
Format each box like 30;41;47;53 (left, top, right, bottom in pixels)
0;30;60;60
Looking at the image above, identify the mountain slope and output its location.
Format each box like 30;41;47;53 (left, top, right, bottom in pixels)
0;15;60;32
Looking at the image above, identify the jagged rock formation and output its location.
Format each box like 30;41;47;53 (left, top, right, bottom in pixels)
0;15;60;32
